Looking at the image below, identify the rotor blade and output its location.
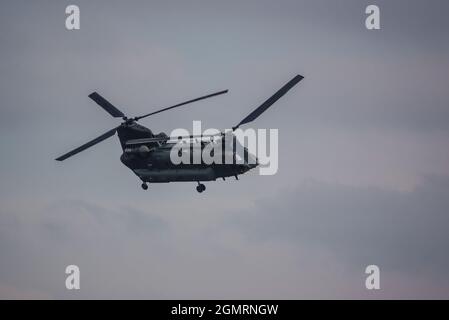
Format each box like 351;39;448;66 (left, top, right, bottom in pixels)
55;127;118;161
88;92;125;118
233;74;304;130
134;90;228;121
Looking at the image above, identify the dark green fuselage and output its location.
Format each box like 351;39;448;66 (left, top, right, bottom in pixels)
117;122;256;183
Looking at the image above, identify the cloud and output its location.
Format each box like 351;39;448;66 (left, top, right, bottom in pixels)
224;176;449;297
1;0;449;299
1;177;449;299
0;199;171;299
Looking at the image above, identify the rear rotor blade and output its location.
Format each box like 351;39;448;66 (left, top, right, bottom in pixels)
55;127;118;161
233;74;303;130
134;89;228;121
88;92;125;118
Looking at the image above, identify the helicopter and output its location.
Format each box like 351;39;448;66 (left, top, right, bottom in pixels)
55;74;304;192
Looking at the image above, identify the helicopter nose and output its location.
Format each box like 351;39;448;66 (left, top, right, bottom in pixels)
247;154;259;169
248;161;258;169
243;157;258;171
241;147;258;170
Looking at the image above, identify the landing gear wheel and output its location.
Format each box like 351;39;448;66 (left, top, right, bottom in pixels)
141;183;148;190
196;183;206;193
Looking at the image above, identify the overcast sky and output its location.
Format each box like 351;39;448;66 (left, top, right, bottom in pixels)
1;0;449;299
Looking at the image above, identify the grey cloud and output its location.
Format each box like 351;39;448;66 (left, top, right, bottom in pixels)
1;0;449;299
1;180;449;299
228;176;449;284
0;199;171;298
1;0;449;134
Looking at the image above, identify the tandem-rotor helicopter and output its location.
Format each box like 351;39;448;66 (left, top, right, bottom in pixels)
55;75;303;192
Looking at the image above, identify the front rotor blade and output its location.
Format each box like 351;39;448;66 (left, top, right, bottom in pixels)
88;92;125;118
233;74;303;130
134;89;228;121
55;127;118;161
